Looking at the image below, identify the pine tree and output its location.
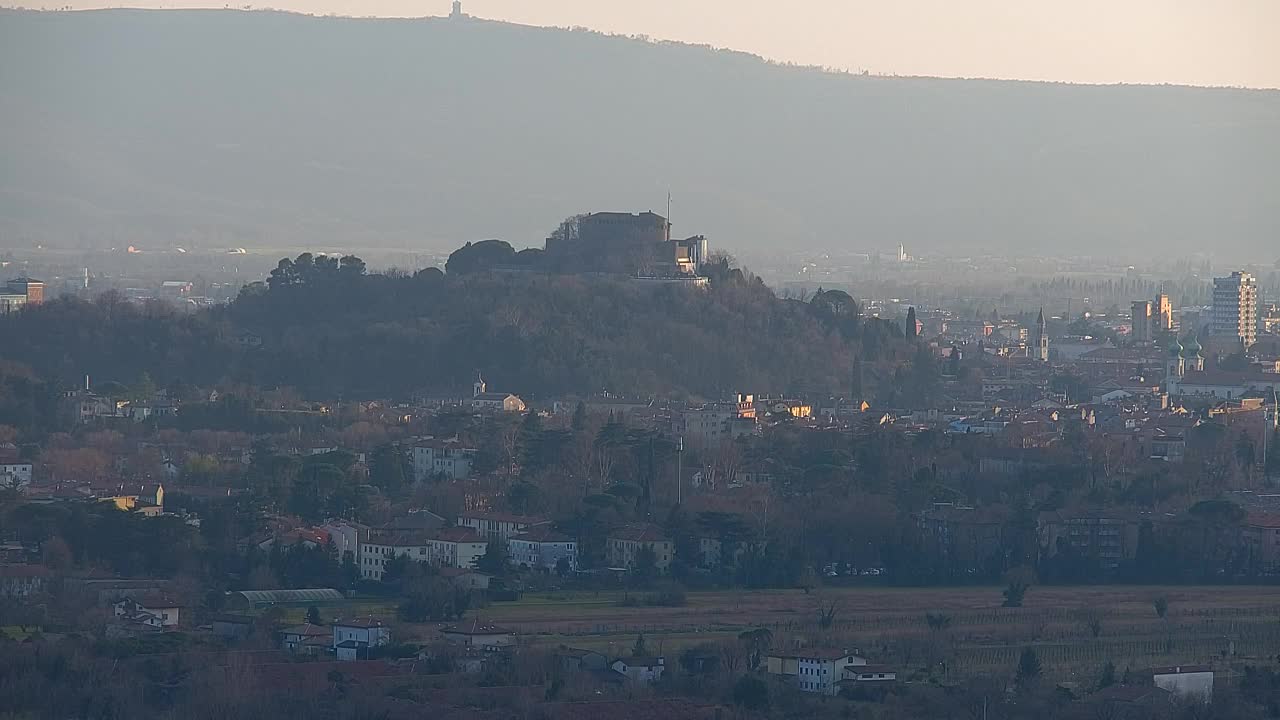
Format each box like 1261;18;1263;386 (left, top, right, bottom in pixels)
905;307;918;340
633;633;648;657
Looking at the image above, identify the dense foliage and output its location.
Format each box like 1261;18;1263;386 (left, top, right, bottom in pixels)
0;256;905;401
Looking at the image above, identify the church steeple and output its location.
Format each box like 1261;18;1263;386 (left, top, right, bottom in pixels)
1033;308;1049;362
473;372;486;398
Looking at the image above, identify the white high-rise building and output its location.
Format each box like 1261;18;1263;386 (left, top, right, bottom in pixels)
1212;271;1258;349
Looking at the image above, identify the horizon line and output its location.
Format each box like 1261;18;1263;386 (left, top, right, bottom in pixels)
5;4;1279;92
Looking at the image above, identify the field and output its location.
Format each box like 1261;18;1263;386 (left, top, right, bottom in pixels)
380;585;1280;683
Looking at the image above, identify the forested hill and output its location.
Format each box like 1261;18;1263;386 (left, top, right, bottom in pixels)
2;9;1279;258
0;260;907;404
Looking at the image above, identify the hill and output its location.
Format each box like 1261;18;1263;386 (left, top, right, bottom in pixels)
0;258;907;405
1;9;1278;258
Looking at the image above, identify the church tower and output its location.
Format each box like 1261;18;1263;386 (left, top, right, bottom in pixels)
1033;308;1049;362
1166;336;1185;381
1182;333;1204;372
473;373;486;398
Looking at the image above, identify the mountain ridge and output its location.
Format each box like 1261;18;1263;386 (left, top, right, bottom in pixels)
1;8;1278;258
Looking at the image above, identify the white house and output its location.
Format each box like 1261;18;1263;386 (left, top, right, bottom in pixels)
458;512;549;543
113;593;182;628
440;620;517;650
412;441;476;481
0;460;32;490
611;656;666;684
1152;665;1213;702
767;650;867;696
507;527;577;572
357;532;431;582
332;617;391;661
429;527;487;569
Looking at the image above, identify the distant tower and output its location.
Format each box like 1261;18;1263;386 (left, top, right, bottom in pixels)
450;0;464;19
473;373;486;398
1165;335;1185;381
1033;308;1049;362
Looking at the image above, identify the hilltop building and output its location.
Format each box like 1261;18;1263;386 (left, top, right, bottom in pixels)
544;211;708;276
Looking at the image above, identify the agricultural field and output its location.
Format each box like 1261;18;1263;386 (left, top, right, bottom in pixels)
424;585;1280;684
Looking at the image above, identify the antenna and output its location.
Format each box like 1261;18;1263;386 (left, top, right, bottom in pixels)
665;191;672;242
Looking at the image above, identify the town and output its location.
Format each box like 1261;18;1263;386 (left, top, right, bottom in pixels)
2;208;1280;719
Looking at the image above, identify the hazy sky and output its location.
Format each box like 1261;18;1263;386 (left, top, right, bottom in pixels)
50;0;1280;88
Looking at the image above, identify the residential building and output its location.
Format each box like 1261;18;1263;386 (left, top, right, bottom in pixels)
0;278;44;314
440;620;517;650
0;459;32;490
331;618;391;661
0;564;50;598
766;649;868;696
607;525;674;571
429;527;487;569
611;656;666;684
1038;510;1143;571
113;593;182;627
1213;271;1258;349
508;526;578;572
281;623;330;654
357;531;431;581
412;440;476;481
1131;300;1153;342
457;511;549;543
840;665;898;685
1152;666;1214;702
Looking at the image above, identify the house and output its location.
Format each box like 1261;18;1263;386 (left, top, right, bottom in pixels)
0;564;50;598
113;593;182;627
840;664;897;684
1037;509;1143;571
1151;665;1214;702
281;622;331;654
358;531;432;581
766;649;867;696
430;527;488;569
332;618;391;661
611;656;666;684
97;483;165;516
508;526;578;572
556;647;608;673
412;440;476;481
439;620;517;650
0;459;32;490
607;525;674;571
457;511;550;543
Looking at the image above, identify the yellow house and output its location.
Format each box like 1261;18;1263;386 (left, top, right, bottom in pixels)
99;484;164;516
